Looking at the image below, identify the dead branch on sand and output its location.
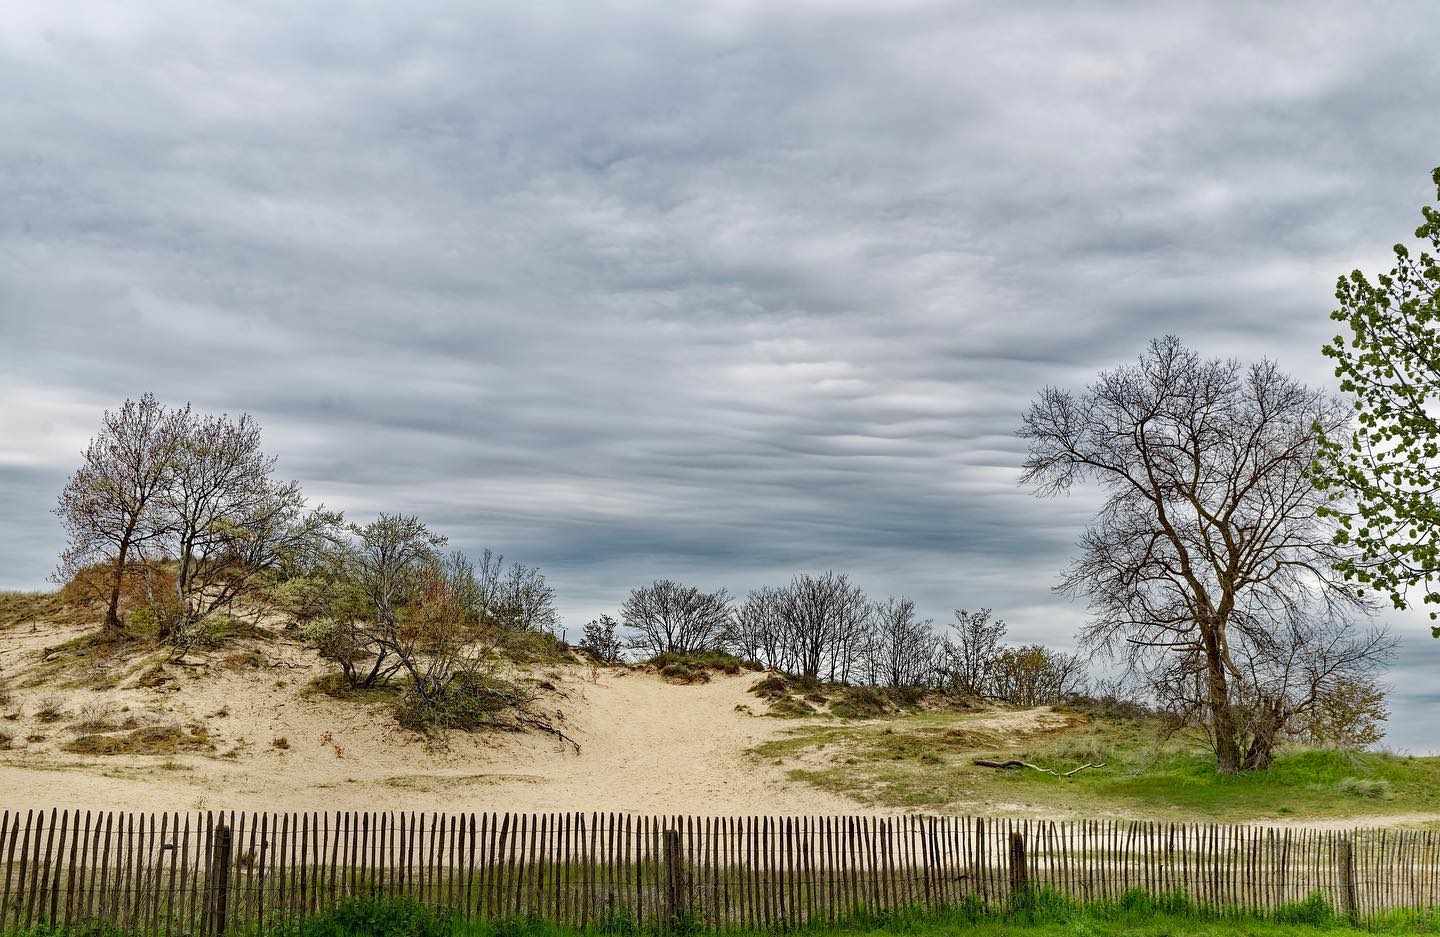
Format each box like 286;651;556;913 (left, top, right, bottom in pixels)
972;758;1104;777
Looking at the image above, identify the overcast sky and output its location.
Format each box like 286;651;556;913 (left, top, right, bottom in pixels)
1;1;1437;750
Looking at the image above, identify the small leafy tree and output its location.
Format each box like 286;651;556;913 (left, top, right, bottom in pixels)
1316;166;1440;632
334;514;447;687
163;409;342;632
53;394;187;631
988;644;1086;706
579;614;623;663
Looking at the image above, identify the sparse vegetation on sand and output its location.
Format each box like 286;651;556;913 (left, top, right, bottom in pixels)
61;723;213;756
751;705;1440;821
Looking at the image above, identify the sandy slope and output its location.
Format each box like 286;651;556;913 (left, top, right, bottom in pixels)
1;620;1436;829
0;619;862;815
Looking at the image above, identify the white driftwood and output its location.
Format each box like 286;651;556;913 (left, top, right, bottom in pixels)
972;758;1105;777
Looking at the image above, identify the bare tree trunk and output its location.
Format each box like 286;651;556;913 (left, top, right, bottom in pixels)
104;531;134;633
104;523;137;633
1204;629;1242;774
176;547;191;625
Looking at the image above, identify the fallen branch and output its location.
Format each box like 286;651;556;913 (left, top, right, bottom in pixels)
972;758;1105;777
517;714;582;754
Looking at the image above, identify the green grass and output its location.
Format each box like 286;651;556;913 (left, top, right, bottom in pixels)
9;891;1428;937
2;886;1436;937
750;708;1440;822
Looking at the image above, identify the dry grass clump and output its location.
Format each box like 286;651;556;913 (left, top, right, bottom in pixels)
134;663;173;688
34;695;68;723
767;697;817;718
222;649;268;671
62;723;212;756
71;702;122;733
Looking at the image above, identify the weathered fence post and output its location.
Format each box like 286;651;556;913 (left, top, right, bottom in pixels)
1008;831;1028;900
662;828;685;931
1337;837;1358;923
208;821;233;935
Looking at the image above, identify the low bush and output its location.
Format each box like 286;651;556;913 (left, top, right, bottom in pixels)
659;661;710;685
306;673;399;704
648;650;760;677
749;673;791;700
885;685;926;708
253;889;1386;937
499;628;572;665
1060;693;1154;722
394;671;525;734
830;686;892;720
272;895;454;937
767;697;818;718
172;610;265;651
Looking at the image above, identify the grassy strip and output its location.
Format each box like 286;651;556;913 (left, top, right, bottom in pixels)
274;890;1440;936
7;889;1435;937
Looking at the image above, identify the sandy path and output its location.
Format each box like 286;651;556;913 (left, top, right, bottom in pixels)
479;668;861;814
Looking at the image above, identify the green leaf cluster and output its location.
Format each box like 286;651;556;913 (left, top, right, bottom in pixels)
1315;166;1440;635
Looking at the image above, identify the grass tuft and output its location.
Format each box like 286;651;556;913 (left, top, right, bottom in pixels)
1337;776;1392;799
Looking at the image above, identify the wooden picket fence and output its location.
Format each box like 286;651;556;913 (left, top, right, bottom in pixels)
0;809;1436;933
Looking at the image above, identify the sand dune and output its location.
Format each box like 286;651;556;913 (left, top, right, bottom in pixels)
0;620;862;815
2;620;1434;830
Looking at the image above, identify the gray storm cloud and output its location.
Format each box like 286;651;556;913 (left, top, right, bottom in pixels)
1;0;1437;749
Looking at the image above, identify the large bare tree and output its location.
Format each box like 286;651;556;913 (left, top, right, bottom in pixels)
53;394;188;632
1019;336;1388;772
